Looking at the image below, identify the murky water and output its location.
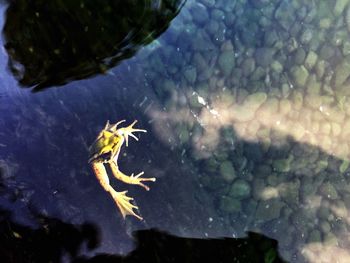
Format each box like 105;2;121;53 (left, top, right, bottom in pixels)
2;0;350;262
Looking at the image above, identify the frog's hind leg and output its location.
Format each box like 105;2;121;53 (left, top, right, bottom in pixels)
91;162;143;220
109;160;156;191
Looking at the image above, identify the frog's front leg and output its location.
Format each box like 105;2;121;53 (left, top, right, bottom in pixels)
109;159;156;191
91;161;143;220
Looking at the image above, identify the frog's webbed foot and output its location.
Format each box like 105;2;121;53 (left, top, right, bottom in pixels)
111;190;143;220
119;120;147;147
109;161;156;191
91;162;143;220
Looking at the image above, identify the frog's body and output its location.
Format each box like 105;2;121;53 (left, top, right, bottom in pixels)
89;120;155;220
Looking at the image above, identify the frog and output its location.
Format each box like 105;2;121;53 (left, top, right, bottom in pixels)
88;120;156;220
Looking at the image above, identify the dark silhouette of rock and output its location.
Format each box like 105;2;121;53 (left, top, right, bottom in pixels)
0;208;99;263
2;0;185;91
74;228;287;263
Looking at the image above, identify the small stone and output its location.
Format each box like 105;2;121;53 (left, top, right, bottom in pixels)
291;90;304;110
273;155;293;172
252;178;265;200
264;30;279;46
305;51;318;70
334;58;350;87
319;18;331;29
228;179;251;200
300;28;313;44
244;92;267;109
315;60;326;79
219;161;236;182
334;0;350;16
286;37;298;53
305;94;322;109
191;3;209;25
201;0;215;7
341;119;350;138
193;52;207;71
211;8;225;21
279;180;300;206
318;206;331;220
218;50;235;76
320;221;331;233
319;44;335;60
279;99;292;115
205;20;219;36
343;41;350;56
232;92;267;122
331;122;342;136
274;0;295;30
177;125;190;144
271;60;283;73
254;48;275;67
308;229;322;243
290;123;305;140
242;199;258;215
219;196;241;213
220;40;234;51
315;160;328;174
306;74;321;94
290;65;309;88
255;199;284;222
294;48;306;65
323;232;338;246
183;66;197;84
339;160;349;173
194;31;215;51
319;182;339;200
242;58;256;76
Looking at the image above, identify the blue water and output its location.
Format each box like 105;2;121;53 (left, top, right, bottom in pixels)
2;0;350;262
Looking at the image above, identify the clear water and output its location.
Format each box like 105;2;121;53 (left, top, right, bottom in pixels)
1;0;350;262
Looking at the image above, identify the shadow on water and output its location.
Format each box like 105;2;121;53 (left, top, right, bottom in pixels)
1;0;185;92
0;167;287;263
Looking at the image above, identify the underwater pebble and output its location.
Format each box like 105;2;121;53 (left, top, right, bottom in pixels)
255;199;284;222
254;47;275;67
228;179;251;200
334;58;350;87
290;65;309;88
219;196;241;213
304;51;318;70
319;182;339;200
219;161;236;182
333;0;350;16
218;50;235;76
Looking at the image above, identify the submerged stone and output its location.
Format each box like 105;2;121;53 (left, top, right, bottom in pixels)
334;59;350;87
319;182;339;200
219;196;241;213
218;50;235;76
254;48;275;67
334;0;350;16
290;65;309;88
183;66;197;84
228;179;251;200
305;51;318;70
255;199;284;222
272;155;293;172
220;161;236;182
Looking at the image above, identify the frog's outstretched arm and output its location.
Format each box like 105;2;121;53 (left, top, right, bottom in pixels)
109;160;156;191
92;161;143;220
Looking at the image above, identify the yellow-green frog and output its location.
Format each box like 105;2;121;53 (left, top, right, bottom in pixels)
88;120;156;220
